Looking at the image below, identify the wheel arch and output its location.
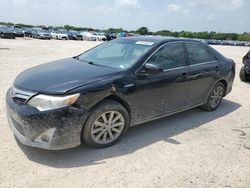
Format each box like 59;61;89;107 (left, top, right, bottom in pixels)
218;79;228;96
80;94;132;146
90;94;132;117
81;94;132;131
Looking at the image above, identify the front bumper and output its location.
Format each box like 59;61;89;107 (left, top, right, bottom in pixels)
39;35;51;39
14;33;24;37
1;33;15;39
6;88;88;150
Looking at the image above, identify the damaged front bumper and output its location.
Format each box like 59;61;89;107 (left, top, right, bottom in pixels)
6;88;88;150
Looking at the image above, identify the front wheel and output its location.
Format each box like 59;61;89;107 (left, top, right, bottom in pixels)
240;67;250;82
201;82;225;111
82;100;129;148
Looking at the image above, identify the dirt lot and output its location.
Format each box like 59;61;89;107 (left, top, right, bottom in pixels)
0;38;249;188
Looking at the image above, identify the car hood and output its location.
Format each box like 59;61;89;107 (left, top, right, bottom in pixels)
14;58;121;94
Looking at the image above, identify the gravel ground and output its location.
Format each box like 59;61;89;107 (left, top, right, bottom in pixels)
0;38;249;188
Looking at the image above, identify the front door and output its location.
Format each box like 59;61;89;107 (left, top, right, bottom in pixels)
132;43;189;123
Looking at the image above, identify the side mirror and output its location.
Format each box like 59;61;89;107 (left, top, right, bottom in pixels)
144;63;163;74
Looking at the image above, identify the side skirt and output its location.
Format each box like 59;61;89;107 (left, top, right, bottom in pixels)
131;103;204;127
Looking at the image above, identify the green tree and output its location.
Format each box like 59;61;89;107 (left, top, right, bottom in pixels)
137;27;149;35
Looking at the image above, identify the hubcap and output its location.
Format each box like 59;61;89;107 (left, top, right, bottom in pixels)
91;111;125;144
210;85;223;108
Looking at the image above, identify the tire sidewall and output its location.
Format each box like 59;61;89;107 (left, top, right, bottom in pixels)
82;100;130;148
240;67;250;82
240;67;247;82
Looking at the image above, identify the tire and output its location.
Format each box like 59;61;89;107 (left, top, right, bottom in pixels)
82;100;129;148
201;82;225;111
240;67;250;82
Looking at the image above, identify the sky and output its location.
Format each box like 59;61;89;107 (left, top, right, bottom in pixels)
0;0;250;33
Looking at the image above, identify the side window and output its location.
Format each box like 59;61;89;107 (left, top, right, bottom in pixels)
147;43;185;70
185;43;216;65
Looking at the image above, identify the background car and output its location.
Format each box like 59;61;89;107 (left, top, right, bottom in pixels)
240;50;250;82
32;28;51;39
50;29;68;40
80;31;96;41
105;33;117;41
94;32;107;41
11;25;24;37
0;25;15;39
67;30;83;40
24;28;35;37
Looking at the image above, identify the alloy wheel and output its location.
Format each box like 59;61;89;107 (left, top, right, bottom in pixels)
210;85;224;108
91;111;125;144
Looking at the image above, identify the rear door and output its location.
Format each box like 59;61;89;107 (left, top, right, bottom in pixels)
184;42;221;106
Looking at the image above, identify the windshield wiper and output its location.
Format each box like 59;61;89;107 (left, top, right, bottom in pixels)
76;58;106;67
87;61;107;68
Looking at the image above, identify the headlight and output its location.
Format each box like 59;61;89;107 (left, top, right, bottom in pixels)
27;93;80;111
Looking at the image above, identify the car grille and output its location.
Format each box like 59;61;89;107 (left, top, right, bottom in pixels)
11;87;36;105
11;116;25;136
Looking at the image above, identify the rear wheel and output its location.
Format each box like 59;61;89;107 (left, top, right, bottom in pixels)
201;82;225;111
82;100;129;148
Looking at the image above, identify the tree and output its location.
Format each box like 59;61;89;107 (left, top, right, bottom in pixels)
106;28;124;33
137;27;149;35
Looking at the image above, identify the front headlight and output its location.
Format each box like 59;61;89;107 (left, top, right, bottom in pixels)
27;93;80;111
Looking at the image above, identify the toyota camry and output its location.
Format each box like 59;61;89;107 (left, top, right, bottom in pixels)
6;37;235;150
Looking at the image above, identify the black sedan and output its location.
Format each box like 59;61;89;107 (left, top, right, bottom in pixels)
11;26;25;37
240;50;250;82
67;30;83;40
0;26;15;39
6;37;235;150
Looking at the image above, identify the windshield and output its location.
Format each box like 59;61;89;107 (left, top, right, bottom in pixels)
78;40;155;70
37;29;49;33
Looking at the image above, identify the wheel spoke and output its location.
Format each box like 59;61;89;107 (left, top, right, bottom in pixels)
102;132;107;142
107;129;114;139
94;121;106;127
92;127;103;134
112;114;121;123
96;130;105;140
112;127;122;134
109;111;115;124
101;114;108;123
112;122;124;128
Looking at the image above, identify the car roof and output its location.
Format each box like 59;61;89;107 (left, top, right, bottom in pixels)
117;36;205;45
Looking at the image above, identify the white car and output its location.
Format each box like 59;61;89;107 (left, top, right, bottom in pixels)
50;30;68;40
80;31;96;41
94;32;107;41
